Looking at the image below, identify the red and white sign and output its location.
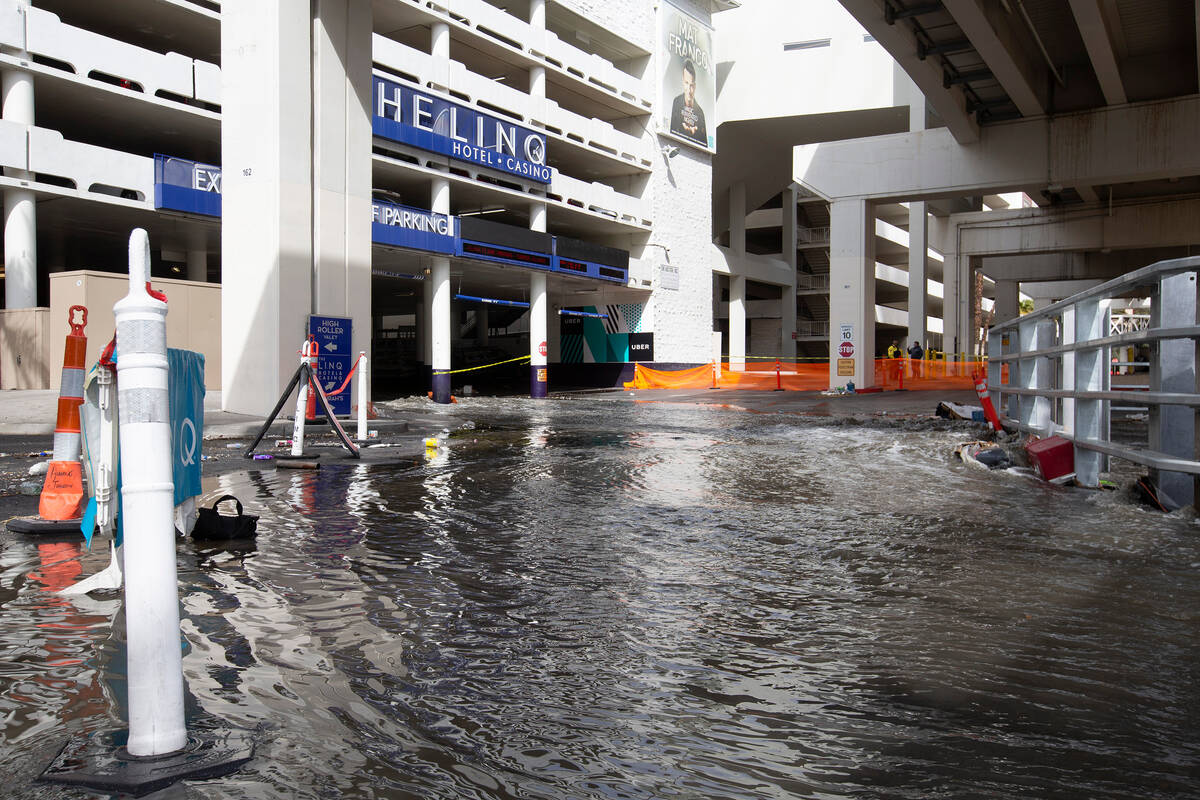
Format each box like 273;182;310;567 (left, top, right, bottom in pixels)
837;341;855;358
538;341;547;357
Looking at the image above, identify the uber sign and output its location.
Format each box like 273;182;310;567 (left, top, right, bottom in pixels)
629;332;654;362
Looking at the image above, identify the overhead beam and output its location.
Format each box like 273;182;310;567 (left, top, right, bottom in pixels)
942;0;1047;117
839;0;979;144
1075;185;1100;203
794;95;1200;203
1069;0;1127;105
936;197;1200;260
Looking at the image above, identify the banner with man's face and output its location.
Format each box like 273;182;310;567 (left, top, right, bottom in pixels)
659;2;715;153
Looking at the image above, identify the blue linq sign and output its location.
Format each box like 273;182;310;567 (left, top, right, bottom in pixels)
372;200;455;254
153;155;221;217
372;75;552;184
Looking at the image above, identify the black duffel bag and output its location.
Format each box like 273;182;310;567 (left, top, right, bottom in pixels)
192;495;259;541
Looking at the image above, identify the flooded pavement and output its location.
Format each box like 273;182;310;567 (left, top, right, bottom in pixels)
2;395;1199;799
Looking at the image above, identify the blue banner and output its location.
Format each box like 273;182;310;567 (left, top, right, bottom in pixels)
308;316;353;416
372;200;456;254
154;154;222;217
168;348;205;506
372;75;552;183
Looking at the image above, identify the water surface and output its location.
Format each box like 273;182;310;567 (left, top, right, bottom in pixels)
2;397;1198;798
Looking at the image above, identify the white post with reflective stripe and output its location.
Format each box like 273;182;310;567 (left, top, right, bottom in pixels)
356;351;368;441
114;228;186;756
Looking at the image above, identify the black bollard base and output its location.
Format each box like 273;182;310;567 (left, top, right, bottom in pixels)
39;727;254;797
6;516;83;536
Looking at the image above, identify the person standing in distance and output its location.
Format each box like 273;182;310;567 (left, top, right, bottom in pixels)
669;59;707;146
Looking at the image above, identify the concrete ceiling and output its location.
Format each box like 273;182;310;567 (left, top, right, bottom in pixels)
851;0;1198;137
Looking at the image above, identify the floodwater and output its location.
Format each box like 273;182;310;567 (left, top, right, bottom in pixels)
2;397;1199;799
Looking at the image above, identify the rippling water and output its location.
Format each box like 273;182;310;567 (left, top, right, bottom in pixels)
3;397;1200;799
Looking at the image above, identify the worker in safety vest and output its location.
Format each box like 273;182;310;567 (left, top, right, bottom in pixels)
886;340;901;359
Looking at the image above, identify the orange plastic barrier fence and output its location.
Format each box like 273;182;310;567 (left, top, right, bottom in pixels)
623;359;990;391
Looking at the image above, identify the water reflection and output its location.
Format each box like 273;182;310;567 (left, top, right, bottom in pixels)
1;398;1199;799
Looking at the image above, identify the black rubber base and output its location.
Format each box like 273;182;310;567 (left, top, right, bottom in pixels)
6;516;83;536
39;727;254;797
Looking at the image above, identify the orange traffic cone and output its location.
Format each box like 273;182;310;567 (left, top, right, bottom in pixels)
7;306;90;535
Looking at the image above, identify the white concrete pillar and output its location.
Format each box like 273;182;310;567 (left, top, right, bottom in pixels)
529;65;546;101
781;185;797;361
430;176;451;403
3;59;36;309
431;22;450;90
419;285;431;364
220;0;372;415
530;273;548;398
729;182;746;370
828;199;875;389
529;0;546;28
530;201;548;397
907;201;928;348
729;275;746;372
430;258;451;402
994;279;1020;324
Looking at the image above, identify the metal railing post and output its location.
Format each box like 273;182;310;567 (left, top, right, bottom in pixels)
1018;317;1055;435
1150;272;1197;508
1074;298;1107;487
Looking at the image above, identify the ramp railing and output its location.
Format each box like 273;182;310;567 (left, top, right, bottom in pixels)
988;256;1200;509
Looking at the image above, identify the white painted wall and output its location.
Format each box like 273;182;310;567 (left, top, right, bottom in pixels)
716;0;901;125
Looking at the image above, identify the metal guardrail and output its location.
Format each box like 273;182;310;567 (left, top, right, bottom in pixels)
797;226;830;245
796;274;830;290
794;320;830;337
988;255;1200;509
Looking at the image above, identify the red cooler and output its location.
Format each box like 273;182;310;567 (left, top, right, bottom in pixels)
1025;436;1075;483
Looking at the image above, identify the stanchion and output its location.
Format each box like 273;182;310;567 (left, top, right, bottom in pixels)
39;228;253;795
6;306;90;535
291;340;316;457
773;359;783;391
356;351;368;442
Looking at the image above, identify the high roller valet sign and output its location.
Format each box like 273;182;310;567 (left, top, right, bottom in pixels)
659;2;716;152
308;315;353;416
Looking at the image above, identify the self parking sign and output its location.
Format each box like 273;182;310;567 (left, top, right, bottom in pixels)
308;315;353;416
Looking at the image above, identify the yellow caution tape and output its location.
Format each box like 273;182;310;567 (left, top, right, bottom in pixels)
433;354;532;376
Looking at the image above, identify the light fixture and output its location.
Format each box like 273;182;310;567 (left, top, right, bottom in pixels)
458;207;505;217
661;144;680;159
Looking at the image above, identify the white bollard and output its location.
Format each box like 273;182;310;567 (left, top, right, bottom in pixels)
290;340;313;457
114;229;186;756
356;351;368;442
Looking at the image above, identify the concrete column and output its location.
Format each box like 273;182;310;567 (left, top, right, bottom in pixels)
729;182;746;370
419;282;431;364
907;201;928;348
186;247;207;282
993;279;1020;324
530;273;547;398
220;0;372;415
476;305;489;345
729;275;746;371
430;175;451;403
3;55;36;309
828;199;875;389
781;185;797;361
530;200;548;398
529;0;545;28
431;22;450;90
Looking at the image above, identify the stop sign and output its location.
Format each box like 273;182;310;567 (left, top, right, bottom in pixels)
538;341;548;357
838;341;855;358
